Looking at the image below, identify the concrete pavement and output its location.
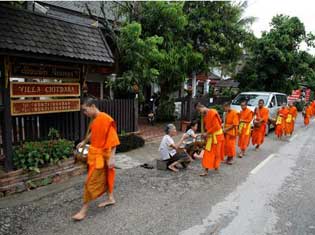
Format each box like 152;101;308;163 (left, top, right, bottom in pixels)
1;114;315;235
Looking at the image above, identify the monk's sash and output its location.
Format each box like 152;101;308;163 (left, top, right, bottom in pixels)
276;116;282;125
286;114;292;123
205;129;223;152
239;122;251;135
224;124;237;136
87;146;110;169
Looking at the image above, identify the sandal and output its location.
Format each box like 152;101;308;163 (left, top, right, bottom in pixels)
140;163;154;169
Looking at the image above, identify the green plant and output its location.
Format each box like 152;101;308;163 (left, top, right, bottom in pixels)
13;130;74;173
294;100;305;112
156;98;176;121
48;128;60;140
120;130;127;137
211;104;224;118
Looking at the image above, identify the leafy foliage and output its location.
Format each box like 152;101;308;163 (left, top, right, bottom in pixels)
183;1;254;76
236;15;315;93
13;129;74;173
156;98;176;122
110;22;164;97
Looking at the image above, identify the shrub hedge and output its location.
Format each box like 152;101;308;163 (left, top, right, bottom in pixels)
116;134;145;153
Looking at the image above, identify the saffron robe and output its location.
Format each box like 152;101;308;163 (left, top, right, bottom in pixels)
252;107;269;146
286;106;297;135
311;101;315;116
275;108;289;137
224;109;239;157
304;106;312;126
202;109;225;170
83;112;120;203
238;108;254;151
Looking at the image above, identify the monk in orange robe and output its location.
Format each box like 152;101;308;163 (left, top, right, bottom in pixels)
304;104;312;126
286;102;297;136
195;103;224;176
311;100;315;116
238;100;254;158
72;98;120;221
275;103;289;139
223;102;239;165
252;99;269;150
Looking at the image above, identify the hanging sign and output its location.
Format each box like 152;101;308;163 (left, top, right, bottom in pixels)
11;99;80;116
11;63;80;80
10;82;80;98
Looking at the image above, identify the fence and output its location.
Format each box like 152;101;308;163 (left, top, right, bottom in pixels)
178;96;231;121
96;99;137;134
0;99;138;168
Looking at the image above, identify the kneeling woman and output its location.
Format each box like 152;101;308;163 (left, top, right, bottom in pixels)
159;124;192;172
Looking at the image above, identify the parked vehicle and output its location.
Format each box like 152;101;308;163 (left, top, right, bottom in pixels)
231;92;288;135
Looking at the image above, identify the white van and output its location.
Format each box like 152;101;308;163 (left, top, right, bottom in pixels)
231;92;287;135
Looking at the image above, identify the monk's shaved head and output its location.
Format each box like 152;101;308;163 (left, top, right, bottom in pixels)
223;102;231;107
240;100;247;106
81;97;97;107
194;102;205;109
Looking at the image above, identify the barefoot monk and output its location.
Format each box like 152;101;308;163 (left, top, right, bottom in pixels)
252;99;269;150
73;98;120;221
195;103;224;176
223;102;239;165
238;100;254;158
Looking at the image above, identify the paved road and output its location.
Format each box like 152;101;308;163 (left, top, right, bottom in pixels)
1;115;315;235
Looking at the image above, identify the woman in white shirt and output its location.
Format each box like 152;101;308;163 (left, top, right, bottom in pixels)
159;124;191;172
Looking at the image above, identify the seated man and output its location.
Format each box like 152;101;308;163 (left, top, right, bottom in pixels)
159;124;192;172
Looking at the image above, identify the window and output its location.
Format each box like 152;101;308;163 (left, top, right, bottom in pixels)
269;96;276;108
232;94;269;107
276;95;287;106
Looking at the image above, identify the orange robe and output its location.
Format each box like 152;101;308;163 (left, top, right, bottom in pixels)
304;106;312;126
224;109;239;158
252;107;269;146
311;101;315;116
83;112;120;203
275;108;289;137
202;109;225;170
238;108;254;151
286;106;297;135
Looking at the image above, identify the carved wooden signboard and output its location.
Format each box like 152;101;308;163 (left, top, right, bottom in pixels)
11;99;81;116
11;63;80;80
10;82;80;97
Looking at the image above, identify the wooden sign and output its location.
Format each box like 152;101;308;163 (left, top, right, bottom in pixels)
10;82;80;98
11;99;80;116
11;63;80;80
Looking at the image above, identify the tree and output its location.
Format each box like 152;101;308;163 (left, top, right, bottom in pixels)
111;22;164;98
183;1;255;76
236;15;315;93
118;2;203;120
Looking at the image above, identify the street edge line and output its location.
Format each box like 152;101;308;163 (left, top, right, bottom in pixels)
250;153;276;175
289;134;298;142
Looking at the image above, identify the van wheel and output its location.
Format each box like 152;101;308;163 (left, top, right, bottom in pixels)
265;124;270;136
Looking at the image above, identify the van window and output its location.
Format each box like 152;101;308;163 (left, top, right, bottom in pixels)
232;94;269;107
269;96;276;108
276;95;287;106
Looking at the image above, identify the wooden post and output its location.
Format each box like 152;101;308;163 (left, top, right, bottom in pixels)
134;98;138;132
187;95;193;121
79;64;86;140
1;56;14;171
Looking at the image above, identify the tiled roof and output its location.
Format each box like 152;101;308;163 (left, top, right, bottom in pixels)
0;5;114;63
40;1;115;21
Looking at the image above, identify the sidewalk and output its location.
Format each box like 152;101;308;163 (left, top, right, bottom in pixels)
0;133;183;208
